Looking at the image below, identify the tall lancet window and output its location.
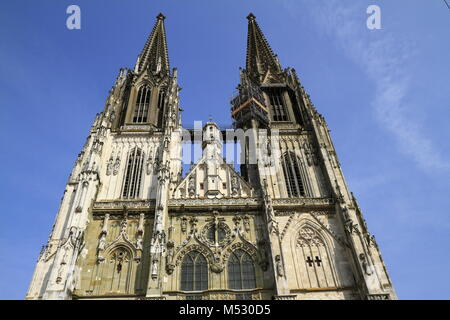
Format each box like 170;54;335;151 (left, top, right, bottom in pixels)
122;147;144;199
267;87;289;121
157;88;166;127
133;86;151;123
228;249;256;296
282;151;306;197
180;251;208;292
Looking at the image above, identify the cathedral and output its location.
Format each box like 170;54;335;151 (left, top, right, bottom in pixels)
26;13;396;300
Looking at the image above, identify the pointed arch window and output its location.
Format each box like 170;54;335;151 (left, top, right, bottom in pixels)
157;88;166;127
107;247;133;293
122;147;144;199
228;249;256;290
282;151;306;197
180;251;208;291
267;87;289;121
297;226;337;288
133;86;151;123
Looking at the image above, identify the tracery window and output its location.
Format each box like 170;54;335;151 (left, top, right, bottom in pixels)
228;249;256;290
122;147;144;199
281;151;306;197
206;224;226;245
107;247;132;293
267;87;289;121
296;226;337;288
180;251;208;291
133;86;151;123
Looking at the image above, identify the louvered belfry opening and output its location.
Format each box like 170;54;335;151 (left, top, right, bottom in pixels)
266;87;288;121
133;87;151;123
282;151;306;197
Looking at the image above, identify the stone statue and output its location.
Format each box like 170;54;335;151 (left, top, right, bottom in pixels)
275;255;284;277
231;176;239;196
98;233;106;251
359;253;373;276
135;237;143;251
151;258;159;279
113;157;120;176
106;157;113;176
188;176;195;197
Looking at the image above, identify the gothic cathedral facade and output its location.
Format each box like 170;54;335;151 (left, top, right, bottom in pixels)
27;13;396;300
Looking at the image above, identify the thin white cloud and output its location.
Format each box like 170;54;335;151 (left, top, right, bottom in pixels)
289;0;450;172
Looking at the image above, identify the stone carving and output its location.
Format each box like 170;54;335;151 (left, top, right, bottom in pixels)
188;176;196;197
108;110;116;123
189;217;198;233
297;226;324;247
146;153;153;175
365;233;378;248
180;217;187;233
170;198;261;207
200;220;232;248
106;156;114;176
232;216;241;230
257;240;269;271
367;294;390;300
275;255;284;277
55;249;69;284
359;253;373;276
242;215;251;233
113;156;120;176
92;139;103;154
135;213;145;253
120;217;128;234
304;142;318;166
165;240;175;275
273;295;297;300
98;213;109;254
151;258;159;279
231;175;239;196
272;197;334;206
93;200;156;210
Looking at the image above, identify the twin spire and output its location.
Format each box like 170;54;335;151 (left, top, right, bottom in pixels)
246;13;282;80
136;13;281;78
136;13;170;74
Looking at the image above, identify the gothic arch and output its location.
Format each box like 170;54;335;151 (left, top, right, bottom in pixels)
223;239;262;271
133;85;152;123
174;244;215;271
104;241;136;260
227;249;257;290
92;245;135;295
288;219;340;289
122;147;145;199
279;151;310;197
179;250;209;292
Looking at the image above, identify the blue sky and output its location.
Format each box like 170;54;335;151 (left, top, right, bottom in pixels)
0;0;449;299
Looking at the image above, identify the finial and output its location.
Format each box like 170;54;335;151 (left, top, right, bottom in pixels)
247;13;256;21
156;13;166;20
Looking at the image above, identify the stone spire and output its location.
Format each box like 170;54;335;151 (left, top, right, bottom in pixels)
135;13;170;74
245;13;282;82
